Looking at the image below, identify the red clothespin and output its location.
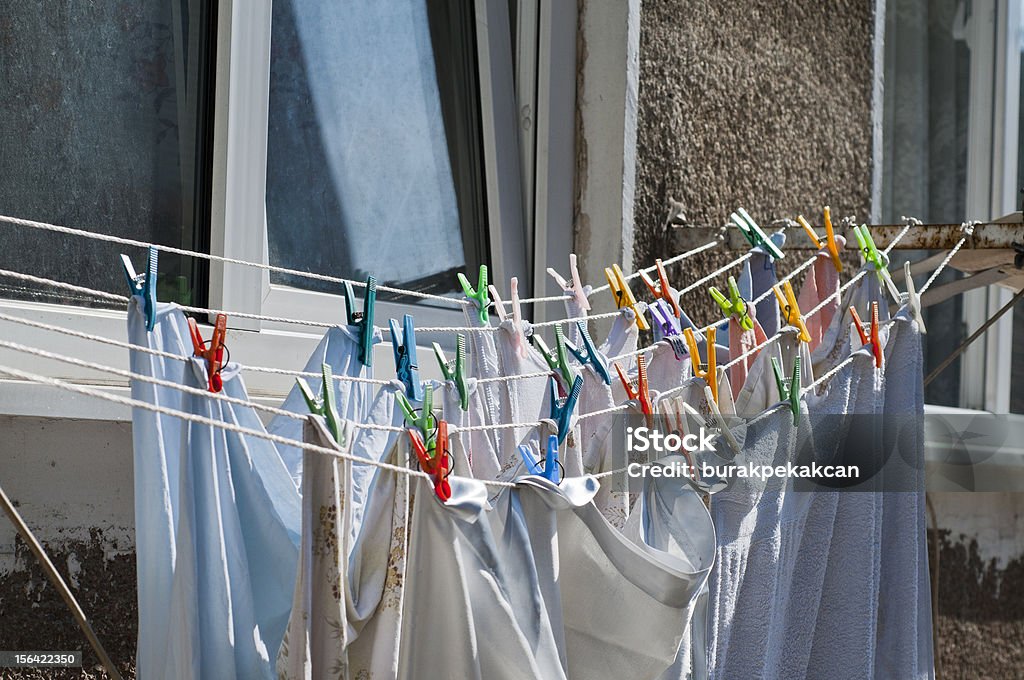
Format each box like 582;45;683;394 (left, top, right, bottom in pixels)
615;355;654;428
849;302;883;368
639;259;682;318
187;314;228;392
408;422;452;502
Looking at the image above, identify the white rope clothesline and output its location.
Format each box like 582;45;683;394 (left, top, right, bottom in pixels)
0;211;722;311
0;221;968;488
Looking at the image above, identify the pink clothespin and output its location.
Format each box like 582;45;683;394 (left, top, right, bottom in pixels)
547;254;591;312
488;277;529;358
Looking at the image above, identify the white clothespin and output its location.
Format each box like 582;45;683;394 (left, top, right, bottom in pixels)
901;261;926;334
547;254;591;311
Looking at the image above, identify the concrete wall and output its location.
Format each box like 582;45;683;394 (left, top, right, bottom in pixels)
632;0;875;322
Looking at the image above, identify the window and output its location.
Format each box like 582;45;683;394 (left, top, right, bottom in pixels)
881;0;1022;412
264;0;487;297
0;0;218;308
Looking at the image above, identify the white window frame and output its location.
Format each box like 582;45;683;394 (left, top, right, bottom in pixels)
959;0;1020;412
0;0;578;417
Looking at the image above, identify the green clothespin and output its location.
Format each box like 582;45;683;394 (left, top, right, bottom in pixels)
709;275;754;331
343;276;377;367
852;225;899;300
731;208;784;260
771;356;801;426
457;265;490;325
433;334;469;411
533;325;579;390
397;384;436;447
296;363;345;445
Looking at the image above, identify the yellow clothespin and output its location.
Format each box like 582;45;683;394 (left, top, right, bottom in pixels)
683;326;718;404
773;280;811;343
603;264;650;331
795;206;843;273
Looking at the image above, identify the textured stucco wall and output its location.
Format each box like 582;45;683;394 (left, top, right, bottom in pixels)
633;0;874;321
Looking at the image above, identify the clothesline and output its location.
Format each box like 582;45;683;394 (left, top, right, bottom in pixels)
0;238;728;335
0;212;720;308
0;222;965;488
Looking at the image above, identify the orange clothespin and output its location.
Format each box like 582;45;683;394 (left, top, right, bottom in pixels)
639;259;682;318
604;264;650;331
187;314;228;392
615;355;654;428
849;302;883;368
683;326;718;404
796;206;844;274
773;281;812;343
409;422;452;502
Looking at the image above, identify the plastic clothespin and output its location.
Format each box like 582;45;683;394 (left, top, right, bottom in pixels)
683;326;719;405
773;280;812;343
489;277;529;358
457;265;490;325
565;321;611;384
342;276;377;367
121;246;159;331
409;424;451;502
187;313;228;393
549;375;583;445
639;259;682;318
603;264;650;331
518;434;562;483
615;355;655;428
796;206;843;273
852;224;901;302
649;299;682;338
296;362;344;445
397;384;436;447
709;275;754;331
771;356;801;425
534;324;578;390
849;302;883;368
730;208;784;260
547;254;591;312
432;334;469;410
900;261;927;335
701;385;742;455
390;315;424;401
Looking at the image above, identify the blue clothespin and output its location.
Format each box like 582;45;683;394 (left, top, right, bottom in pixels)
457;265;490;325
771;356;801;425
390;314;423;401
343;276;377;367
518;434;562;483
296;363;345;445
730;208;784;260
121;246;158;331
533;324;578;390
549;375;583;445
433;334;469;410
565;321;611;384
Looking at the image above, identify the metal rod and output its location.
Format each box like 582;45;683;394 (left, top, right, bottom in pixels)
923;285;1024;387
0;483;123;680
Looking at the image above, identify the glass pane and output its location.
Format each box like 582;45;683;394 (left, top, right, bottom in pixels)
266;0;484;298
882;0;971;406
0;1;214;307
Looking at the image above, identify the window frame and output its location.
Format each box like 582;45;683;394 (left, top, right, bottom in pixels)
0;0;578;417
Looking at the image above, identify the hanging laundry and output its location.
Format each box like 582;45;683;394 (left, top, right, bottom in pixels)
737;231;785;337
267;324;383;488
129;301;300;680
278;416;410;679
796;247;844;351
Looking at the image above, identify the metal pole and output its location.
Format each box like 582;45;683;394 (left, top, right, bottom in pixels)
0;484;123;680
924;285;1024;387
